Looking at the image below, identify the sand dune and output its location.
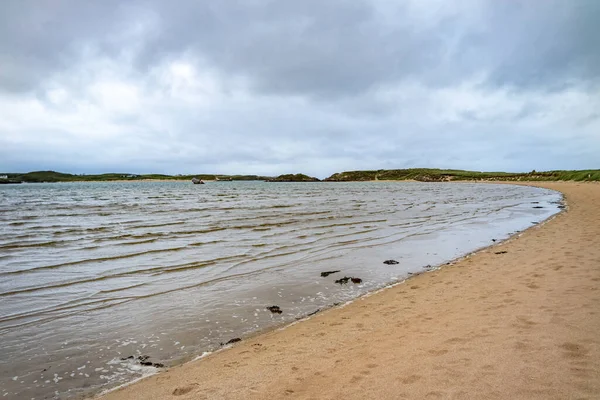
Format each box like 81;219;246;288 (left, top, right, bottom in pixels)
98;182;600;400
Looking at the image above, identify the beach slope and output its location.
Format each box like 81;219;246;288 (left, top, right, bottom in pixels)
99;182;600;400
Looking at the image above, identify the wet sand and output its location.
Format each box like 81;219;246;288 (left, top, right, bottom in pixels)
98;182;600;400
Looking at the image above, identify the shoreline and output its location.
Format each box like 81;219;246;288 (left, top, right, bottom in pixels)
97;181;599;400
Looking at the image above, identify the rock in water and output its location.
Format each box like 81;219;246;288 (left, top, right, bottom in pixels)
383;260;399;265
321;270;341;277
335;277;351;284
350;277;362;284
266;305;282;314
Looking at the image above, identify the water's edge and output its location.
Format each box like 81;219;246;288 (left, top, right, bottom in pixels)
95;184;565;399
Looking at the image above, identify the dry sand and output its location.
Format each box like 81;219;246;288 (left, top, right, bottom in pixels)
99;182;600;400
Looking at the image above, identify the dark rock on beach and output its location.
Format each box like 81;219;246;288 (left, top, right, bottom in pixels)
221;338;242;346
266;305;282;314
495;251;508;254
321;270;340;277
296;309;321;319
383;260;399;265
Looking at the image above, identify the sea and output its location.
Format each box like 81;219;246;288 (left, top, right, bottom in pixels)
0;181;562;399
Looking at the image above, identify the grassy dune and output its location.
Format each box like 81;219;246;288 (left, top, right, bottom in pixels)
324;169;600;182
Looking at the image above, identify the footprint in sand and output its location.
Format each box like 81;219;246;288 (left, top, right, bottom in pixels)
400;375;422;384
172;384;198;396
560;342;589;359
428;349;449;356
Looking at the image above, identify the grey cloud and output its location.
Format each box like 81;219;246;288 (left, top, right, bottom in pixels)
0;0;129;92
2;0;598;97
133;0;437;98
480;0;600;90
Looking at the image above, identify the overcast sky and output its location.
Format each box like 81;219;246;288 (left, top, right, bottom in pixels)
1;0;598;177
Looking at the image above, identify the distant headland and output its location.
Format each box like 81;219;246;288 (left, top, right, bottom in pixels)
0;168;599;184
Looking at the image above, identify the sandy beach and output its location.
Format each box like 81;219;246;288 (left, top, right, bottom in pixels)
98;182;600;400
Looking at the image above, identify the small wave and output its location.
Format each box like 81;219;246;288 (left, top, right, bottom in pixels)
0;240;68;250
172;227;227;236
188;240;222;247
8;221;26;226
52;226;112;236
97;232;166;242
114;239;159;246
125;221;186;229
0;246;189;276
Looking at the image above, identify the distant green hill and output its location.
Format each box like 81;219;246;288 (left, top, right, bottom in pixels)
324;169;600;182
1;171;271;183
267;173;320;182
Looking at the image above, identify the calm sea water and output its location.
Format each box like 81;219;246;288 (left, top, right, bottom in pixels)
0;181;561;399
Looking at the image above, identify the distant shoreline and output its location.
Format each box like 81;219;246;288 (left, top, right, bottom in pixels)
2;168;599;184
